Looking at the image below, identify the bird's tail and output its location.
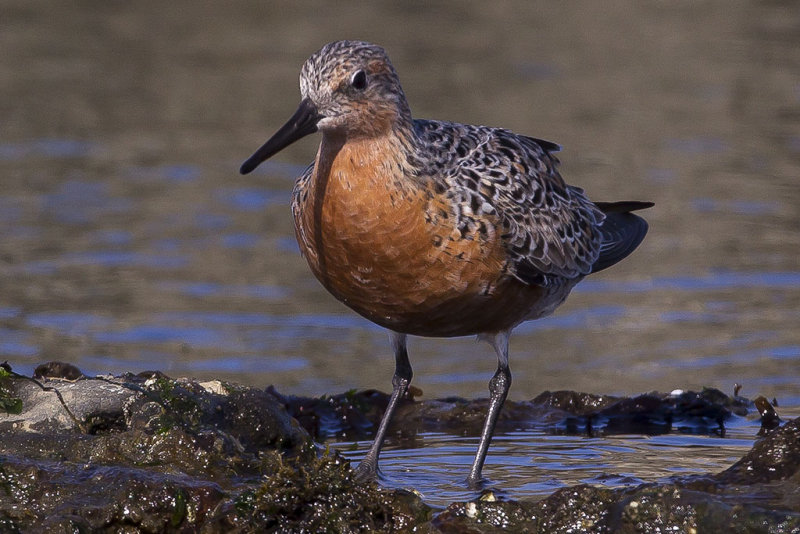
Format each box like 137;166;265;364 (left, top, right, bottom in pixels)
591;201;653;273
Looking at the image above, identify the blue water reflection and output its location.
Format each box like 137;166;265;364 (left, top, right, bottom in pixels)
125;165;201;183
0;139;97;160
577;271;800;293
216;188;289;211
43;180;131;225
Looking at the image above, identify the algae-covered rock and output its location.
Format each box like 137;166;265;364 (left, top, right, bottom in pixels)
1;363;799;532
276;386;751;442
0;444;429;533
214;449;432;532
0;366;431;532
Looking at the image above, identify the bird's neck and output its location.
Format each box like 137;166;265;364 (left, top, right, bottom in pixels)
315;117;419;182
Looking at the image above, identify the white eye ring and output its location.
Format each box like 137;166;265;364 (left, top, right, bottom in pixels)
351;70;367;90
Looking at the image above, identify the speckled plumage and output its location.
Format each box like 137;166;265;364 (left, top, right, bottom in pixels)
412;119;605;285
241;40;652;486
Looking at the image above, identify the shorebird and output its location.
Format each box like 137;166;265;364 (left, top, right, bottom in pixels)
240;40;652;487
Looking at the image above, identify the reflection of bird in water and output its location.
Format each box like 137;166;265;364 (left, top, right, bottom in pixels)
241;40;652;487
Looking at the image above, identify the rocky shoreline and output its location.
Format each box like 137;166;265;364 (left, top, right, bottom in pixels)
1;362;798;532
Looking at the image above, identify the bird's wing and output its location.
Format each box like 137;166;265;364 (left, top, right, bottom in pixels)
415;120;604;285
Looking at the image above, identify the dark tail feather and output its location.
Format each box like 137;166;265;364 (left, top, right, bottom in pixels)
594;201;654;213
591;201;654;273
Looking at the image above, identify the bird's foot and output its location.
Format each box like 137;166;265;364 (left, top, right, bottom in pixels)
465;473;486;491
353;460;379;483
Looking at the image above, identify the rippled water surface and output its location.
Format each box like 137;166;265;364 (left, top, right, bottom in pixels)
336;417;765;508
2;1;799;503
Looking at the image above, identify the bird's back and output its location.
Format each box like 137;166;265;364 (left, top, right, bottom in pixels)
411;119;609;287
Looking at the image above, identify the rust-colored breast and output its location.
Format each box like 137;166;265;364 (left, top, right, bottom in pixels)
293;135;545;337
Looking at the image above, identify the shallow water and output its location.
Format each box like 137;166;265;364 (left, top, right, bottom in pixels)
335;416;765;508
2;1;799;503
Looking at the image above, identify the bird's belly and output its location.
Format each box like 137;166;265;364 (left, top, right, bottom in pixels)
294;174;548;336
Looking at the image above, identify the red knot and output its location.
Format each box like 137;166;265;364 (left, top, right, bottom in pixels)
241;40;653;487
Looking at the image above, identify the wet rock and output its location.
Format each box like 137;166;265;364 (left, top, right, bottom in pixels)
272;386;389;440
0;367;432;532
212;450;433;532
530;389;619;415
753;395;782;435
1;372;138;433
0;446;430;533
277;386;751;442
32;360;85;381
2;363;799;532
531;388;749;437
718;416;800;484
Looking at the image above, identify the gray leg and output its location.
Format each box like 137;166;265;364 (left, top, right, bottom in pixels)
354;332;411;481
467;331;511;488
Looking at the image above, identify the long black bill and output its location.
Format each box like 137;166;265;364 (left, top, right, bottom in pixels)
240;98;321;175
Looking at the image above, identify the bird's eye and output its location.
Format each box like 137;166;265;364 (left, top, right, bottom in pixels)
351;69;367;90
